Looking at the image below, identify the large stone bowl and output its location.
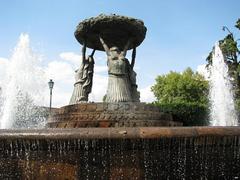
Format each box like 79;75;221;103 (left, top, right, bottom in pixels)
74;14;147;51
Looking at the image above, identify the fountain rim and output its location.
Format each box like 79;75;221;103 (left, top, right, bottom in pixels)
0;127;239;140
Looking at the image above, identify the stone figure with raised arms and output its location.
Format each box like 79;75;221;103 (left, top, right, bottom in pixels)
69;42;95;104
99;36;133;102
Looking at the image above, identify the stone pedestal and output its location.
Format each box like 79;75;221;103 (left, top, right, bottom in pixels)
47;103;182;128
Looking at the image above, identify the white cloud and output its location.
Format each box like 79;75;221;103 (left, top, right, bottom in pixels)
59;52;107;73
59;52;81;68
45;60;74;83
139;85;156;102
89;74;108;102
51;87;72;107
43;60;75;107
95;65;108;73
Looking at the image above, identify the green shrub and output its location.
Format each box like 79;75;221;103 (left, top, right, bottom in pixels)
153;101;209;126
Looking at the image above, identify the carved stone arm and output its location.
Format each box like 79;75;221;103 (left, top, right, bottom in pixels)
121;38;132;57
131;47;136;69
82;42;86;62
90;49;96;57
99;36;110;56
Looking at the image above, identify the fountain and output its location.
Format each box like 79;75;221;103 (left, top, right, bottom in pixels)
0;34;46;129
209;43;238;126
0;15;240;179
48;14;180;128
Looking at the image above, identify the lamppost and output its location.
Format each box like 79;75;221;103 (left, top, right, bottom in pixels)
48;79;54;114
222;26;232;35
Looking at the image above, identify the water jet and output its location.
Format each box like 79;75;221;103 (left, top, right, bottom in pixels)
209;43;238;126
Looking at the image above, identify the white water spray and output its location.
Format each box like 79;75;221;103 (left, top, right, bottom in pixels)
0;34;46;129
209;43;238;126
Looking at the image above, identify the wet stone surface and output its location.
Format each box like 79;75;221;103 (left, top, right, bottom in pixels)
0;135;240;179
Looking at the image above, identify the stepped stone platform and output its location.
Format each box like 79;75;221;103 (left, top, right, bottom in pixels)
47;103;182;128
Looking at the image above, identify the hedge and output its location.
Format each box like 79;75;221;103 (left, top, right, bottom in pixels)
153;102;209;126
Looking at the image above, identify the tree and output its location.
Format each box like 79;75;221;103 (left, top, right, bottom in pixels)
151;68;209;104
235;18;240;30
151;68;209;126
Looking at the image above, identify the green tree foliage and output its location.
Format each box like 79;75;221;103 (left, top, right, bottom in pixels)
151;68;209;126
206;34;239;65
236;18;240;30
207;18;240;63
151;68;209;104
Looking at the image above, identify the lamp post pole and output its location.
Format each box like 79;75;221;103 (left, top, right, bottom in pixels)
48;79;54;114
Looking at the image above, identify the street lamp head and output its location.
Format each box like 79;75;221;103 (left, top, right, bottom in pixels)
48;79;54;89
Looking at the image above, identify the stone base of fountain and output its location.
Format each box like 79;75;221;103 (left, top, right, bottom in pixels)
47;103;182;128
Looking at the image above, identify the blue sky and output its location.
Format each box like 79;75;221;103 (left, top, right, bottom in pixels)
0;0;240;106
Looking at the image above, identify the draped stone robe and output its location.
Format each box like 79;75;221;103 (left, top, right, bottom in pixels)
105;56;132;102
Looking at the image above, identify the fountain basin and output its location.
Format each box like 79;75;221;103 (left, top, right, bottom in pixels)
0;127;240;179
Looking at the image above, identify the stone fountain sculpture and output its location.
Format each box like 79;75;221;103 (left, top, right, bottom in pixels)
70;14;145;103
48;14;181;128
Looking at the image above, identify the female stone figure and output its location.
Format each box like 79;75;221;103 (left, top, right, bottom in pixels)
99;36;132;102
69;43;95;104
